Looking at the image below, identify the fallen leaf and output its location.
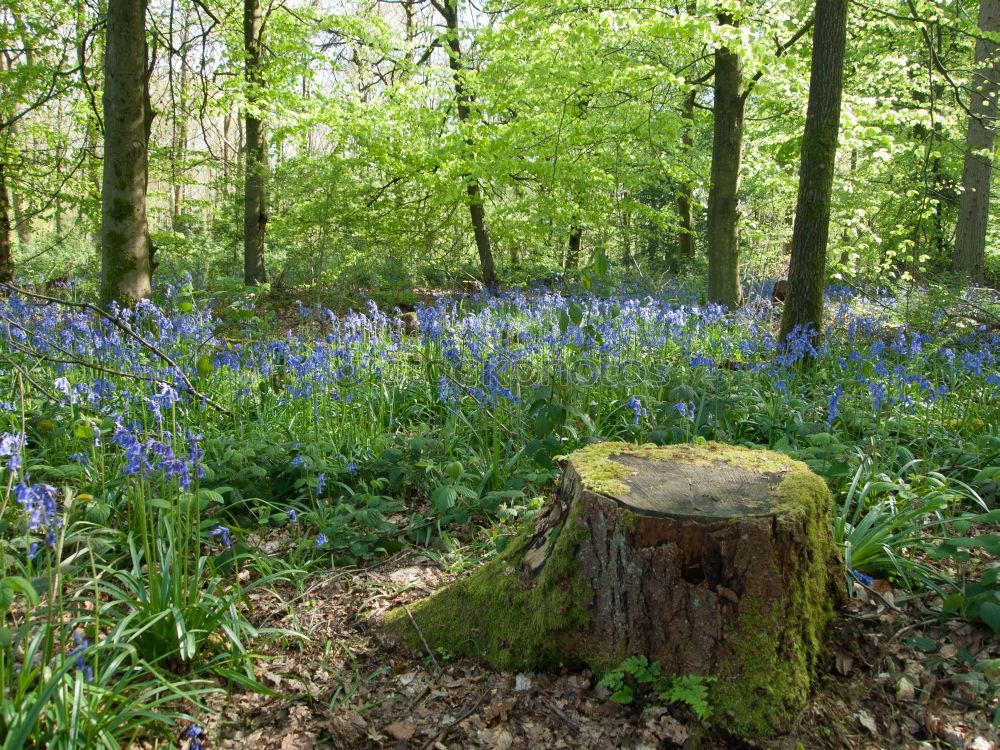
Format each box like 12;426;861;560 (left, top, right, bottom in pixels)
856;709;877;734
895;675;915;701
385;720;417;741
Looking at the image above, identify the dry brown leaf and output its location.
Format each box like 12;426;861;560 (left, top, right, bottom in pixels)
384;719;417;741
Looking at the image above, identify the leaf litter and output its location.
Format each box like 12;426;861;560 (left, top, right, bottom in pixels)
188;554;999;750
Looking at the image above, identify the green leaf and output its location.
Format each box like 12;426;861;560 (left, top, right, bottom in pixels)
977;602;1000;632
196;354;215;378
905;637;938;652
431;485;457;513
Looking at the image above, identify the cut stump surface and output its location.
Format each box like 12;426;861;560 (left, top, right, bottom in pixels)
385;441;844;737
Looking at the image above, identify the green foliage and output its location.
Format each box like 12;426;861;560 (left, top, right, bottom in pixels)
598;656;713;719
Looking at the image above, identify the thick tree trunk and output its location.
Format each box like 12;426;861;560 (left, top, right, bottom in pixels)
437;0;498;290
100;0;152;307
243;0;267;285
780;0;848;342
676;87;696;269
388;441;842;738
706;17;745;309
953;0;1000;281
0;160;13;283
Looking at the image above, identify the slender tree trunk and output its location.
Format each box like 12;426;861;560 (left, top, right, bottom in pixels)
0;160;13;283
437;0;498;290
243;0;267;285
779;0;848;342
953;0;1000;280
706;15;745;309
171;21;189;230
565;225;583;270
5;120;32;252
100;0;152;306
677;87;696;269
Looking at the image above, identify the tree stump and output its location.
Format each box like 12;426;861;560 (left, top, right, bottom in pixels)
384;441;844;736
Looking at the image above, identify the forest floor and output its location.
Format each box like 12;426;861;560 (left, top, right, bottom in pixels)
189;543;1000;750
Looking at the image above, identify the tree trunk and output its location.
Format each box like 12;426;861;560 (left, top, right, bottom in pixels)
0;160;13;283
676;87;696;269
388;441;842;738
706;16;745;309
780;0;848;342
953;0;1000;281
171;20;189;230
10;188;30;252
565;224;583;270
243;0;267;286
437;0;498;290
100;0;152;307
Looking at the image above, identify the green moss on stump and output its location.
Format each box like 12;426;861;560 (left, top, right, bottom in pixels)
383;499;593;671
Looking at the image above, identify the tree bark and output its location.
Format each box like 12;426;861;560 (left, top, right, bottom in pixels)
706;15;745;309
779;0;848;342
100;0;152;307
565;224;583;270
953;0;1000;281
436;0;498;290
243;0;267;286
388;441;842;738
171;19;189;230
0;159;13;283
676;87;696;270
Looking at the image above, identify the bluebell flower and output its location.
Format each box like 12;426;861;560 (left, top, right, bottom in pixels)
851;569;875;586
315;533;328;547
316;473;326;495
14;482;60;538
291;454;306;467
672;401;695;421
346;462;357;476
209;525;232;549
826;384;843;425
184;723;205;750
286;509;298;523
625;396;647;424
0;432;23;471
69;632;94;682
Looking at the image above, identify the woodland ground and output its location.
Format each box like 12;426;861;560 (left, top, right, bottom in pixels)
197;545;1000;750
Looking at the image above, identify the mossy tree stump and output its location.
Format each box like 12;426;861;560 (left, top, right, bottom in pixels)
385;442;844;736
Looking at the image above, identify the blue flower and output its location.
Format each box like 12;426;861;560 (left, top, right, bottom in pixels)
209;525;232;549
14;482;60;539
0;431;23;471
625;396;647;424
286;509;298;523
184;723;205;750
69;632;94;683
850;569;875;586
346;462;357;476
315;533;328;547
316;473;327;495
672;401;695;421
826;384;843;425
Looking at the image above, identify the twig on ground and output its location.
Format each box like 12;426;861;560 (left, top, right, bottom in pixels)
404;603;441;678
